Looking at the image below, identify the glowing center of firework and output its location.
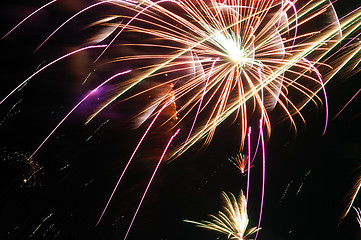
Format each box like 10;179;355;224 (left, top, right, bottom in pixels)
213;31;248;64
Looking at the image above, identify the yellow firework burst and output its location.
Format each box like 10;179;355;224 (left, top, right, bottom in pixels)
2;0;361;159
185;190;260;240
79;0;361;157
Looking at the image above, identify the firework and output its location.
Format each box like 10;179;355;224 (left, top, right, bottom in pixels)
3;0;361;158
184;190;260;240
229;153;251;175
2;0;361;239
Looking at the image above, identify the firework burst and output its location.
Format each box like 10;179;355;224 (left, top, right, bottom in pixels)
185;190;260;240
229;153;252;175
2;0;361;157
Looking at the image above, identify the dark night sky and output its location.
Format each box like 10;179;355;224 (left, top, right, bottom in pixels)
1;1;361;240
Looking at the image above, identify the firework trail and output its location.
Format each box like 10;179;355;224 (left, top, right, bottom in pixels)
339;173;361;223
123;128;180;240
95;96;177;226
353;206;361;228
246;126;252;203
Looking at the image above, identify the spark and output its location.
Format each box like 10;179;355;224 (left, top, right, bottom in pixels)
295;182;303;196
86;119;110;142
82;70;96;86
0;99;22;126
280;180;294;203
295;170;311;196
59;164;70;171
353;206;361;228
84;179;94;187
29;213;53;238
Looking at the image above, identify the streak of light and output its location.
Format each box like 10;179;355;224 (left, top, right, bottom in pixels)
123;128;180;240
333;88;361;119
340;174;361;223
302;57;328;135
2;0;59;39
28;70;131;160
255;119;266;240
353;206;361;228
246;126;251;203
280;180;293;203
29;213;53;238
178;57;219;155
82;70;96;86
96;97;176;226
0;45;107;105
86;119;110;142
35;0;117;52
0;99;22;126
59;164;70;171
296;170;311;196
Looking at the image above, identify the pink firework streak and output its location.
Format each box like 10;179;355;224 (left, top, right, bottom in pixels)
255;119;266;240
302;57;329;135
0;45;107;105
123;128;180;240
28;70;131;160
96;97;177;226
178;57;219;155
246;126;252;203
